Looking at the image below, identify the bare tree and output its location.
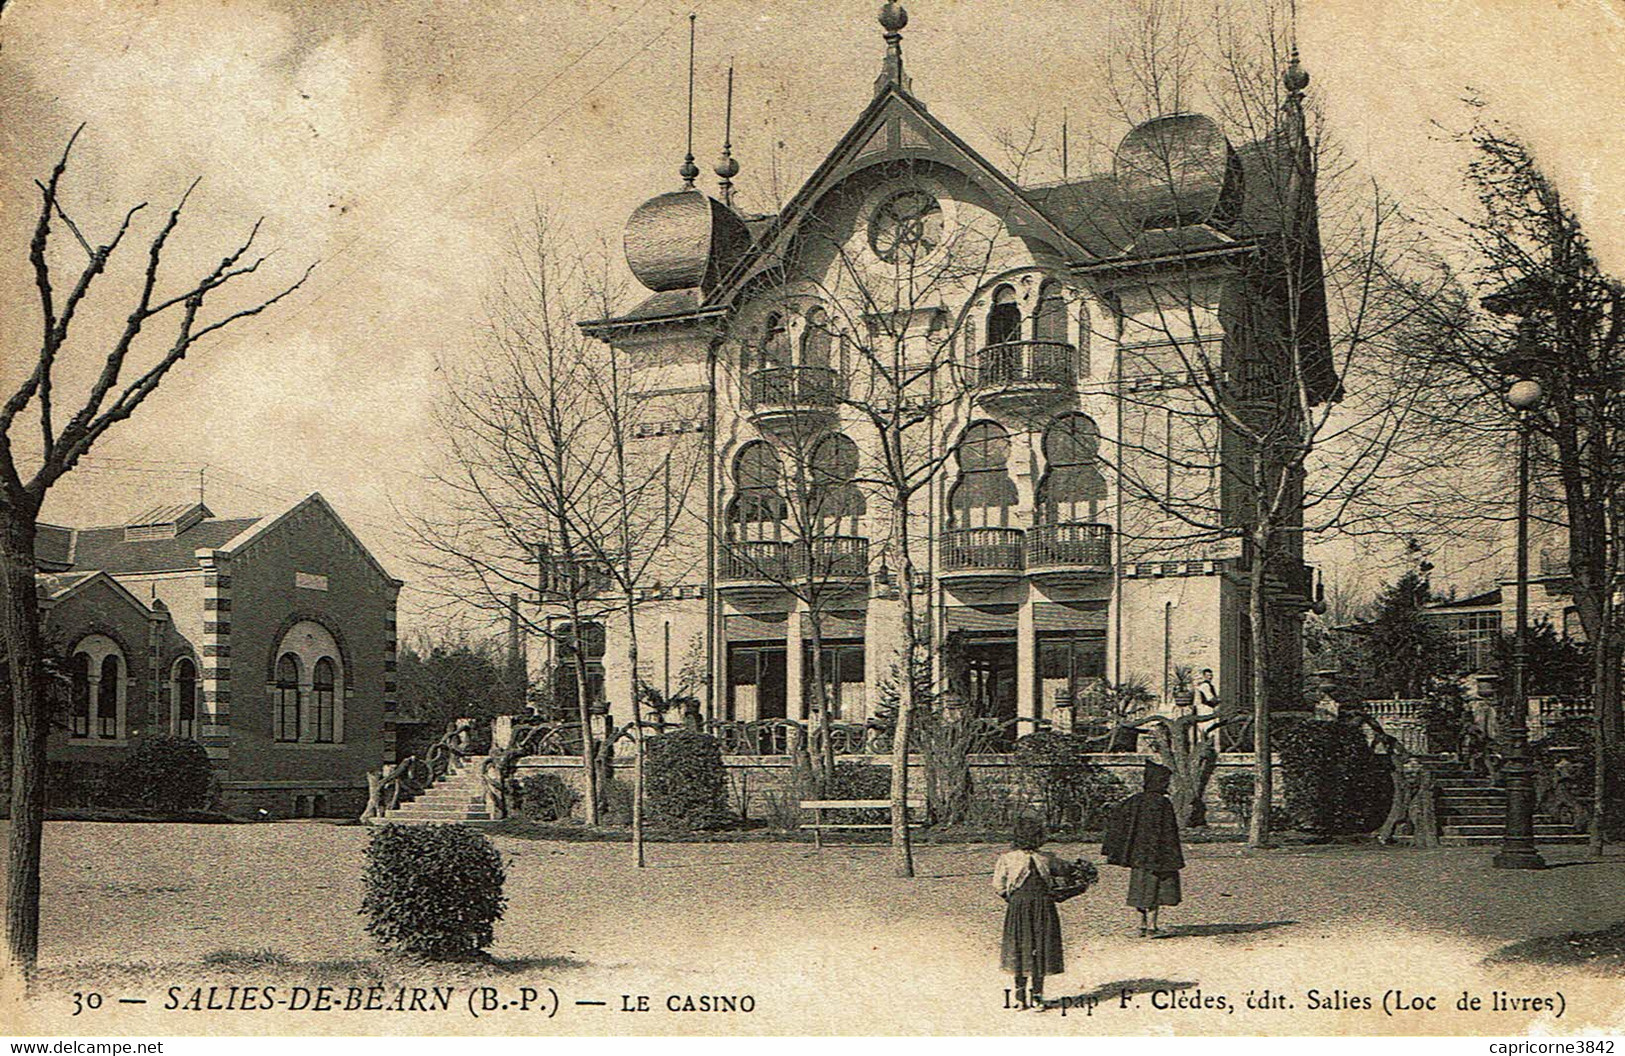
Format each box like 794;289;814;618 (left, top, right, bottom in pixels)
1387;105;1625;856
0;130;311;975
409;206;621;826
1079;0;1440;846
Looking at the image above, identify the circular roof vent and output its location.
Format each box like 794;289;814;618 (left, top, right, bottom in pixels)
624;190;752;293
1113;113;1242;231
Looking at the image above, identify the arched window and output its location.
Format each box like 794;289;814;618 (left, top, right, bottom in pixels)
172;657;198;740
272;620;345;745
1038;413;1108;524
72;635;124;740
729;441;787;541
312;658;336;744
275;653;301;743
69;652;91;739
758;312;791;370
986;285;1022;346
809;433;865;533
948;421;1018;528
1034;281;1068;343
801;307;833;368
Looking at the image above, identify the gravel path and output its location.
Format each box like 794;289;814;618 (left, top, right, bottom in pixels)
8;823;1625;1035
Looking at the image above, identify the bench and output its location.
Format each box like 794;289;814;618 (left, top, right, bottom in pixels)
799;798;926;848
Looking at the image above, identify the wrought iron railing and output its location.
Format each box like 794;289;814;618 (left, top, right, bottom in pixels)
1027;522;1112;568
745;366;842;411
975;340;1076;390
941;526;1025;572
538;553;614;600
791;535;869;579
720;539;793;581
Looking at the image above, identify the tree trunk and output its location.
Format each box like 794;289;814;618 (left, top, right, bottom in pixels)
806;603;835;788
2;508;46;978
1589;634;1617;858
1247;529;1273;849
624;589;645;868
890;517;918;879
564;594;600;826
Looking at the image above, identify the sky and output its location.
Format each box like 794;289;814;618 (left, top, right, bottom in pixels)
2;0;1623;627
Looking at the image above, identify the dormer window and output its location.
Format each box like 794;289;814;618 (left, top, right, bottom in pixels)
123;502;211;542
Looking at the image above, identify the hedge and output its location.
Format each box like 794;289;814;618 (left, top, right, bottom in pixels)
361;824;506;959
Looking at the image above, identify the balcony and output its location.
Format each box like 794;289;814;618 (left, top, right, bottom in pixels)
744;366;842;431
940;527;1025;591
538;553;613;601
1026;522;1112;583
974;340;1076;408
792;535;870;584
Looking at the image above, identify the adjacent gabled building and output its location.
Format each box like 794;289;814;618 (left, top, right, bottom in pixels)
35;494;400;817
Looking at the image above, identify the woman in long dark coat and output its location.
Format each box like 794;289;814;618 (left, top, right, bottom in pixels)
1102;761;1185;937
992;817;1066;1009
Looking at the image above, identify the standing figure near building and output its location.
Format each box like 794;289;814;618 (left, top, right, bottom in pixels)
1102;761;1185;937
992;817;1068;1010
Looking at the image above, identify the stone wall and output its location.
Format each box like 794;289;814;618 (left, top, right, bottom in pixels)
512;752;1279;829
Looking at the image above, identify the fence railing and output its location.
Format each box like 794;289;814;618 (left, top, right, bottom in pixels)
1027;521;1111;568
501;715;1062;758
941;526;1025;572
745;365;843;410
975;340;1076;389
720;539;793;582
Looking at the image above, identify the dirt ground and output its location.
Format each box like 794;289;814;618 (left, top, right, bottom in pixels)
5;822;1625;1036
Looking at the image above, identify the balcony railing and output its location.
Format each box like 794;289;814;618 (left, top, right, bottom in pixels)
538;553;614;600
744;366;842;412
1027;522;1112;569
720;539;792;582
975;340;1076;391
941;527;1025;573
793;535;869;579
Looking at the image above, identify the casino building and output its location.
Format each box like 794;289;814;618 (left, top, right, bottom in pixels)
543;5;1327;737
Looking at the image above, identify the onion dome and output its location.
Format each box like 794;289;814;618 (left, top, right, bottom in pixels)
1112;112;1243;231
623;189;752;293
879;2;908;32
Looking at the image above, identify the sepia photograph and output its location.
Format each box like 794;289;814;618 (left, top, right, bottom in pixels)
0;0;1623;1040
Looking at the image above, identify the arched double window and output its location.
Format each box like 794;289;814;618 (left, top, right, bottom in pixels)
948;421;1019;528
70;635;125;740
1038;413;1107;524
172;657;198;740
272;620;345;745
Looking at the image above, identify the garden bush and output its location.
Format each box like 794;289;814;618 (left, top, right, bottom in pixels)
1216;769;1289;831
1013;731;1125;832
1275;717;1390;835
100;737;216;813
361;824;506;960
643;731;734;830
823;762;893;824
512;772;579;821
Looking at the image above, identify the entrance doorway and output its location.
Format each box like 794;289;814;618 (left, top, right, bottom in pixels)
959;638;1018;736
726;644;787;723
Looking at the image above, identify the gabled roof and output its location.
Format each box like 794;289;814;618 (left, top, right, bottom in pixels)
68;516;263;574
218;492;401;587
705;83;1094;309
36;569;153;616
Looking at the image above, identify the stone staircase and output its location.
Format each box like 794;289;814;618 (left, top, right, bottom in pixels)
1419;755;1587;846
372;758;493;824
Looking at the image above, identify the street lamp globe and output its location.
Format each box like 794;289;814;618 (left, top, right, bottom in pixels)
1507;378;1544;410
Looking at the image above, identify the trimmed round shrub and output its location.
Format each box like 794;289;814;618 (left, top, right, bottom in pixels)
1013;731;1126;832
1276;717;1391;835
643;731;735;830
361;824;506;960
101;736;215;813
513;772;579;821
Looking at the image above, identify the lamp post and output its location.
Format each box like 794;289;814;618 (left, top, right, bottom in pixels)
1493;377;1547;870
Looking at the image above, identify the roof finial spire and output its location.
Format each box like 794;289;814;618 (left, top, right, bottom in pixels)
875;2;911;96
715;61;740;208
1284;0;1309;99
680;13;700;189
